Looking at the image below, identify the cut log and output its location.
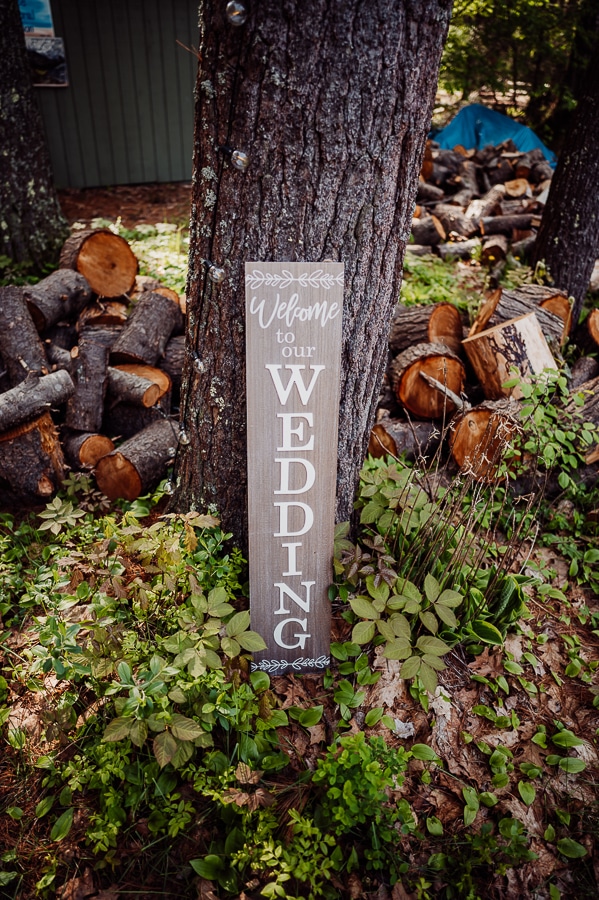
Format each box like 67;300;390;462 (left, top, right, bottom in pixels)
574;308;599;353
469;287;567;349
159;335;185;403
406;244;434;257
511;235;536;261
480;234;509;267
457;159;480;195
24;270;93;332
420;140;434;182
0;286;49;384
462;312;557;400
465;184;506;220
130;275;181;308
107;365;169;408
504;178;532;199
0;413;64;498
567;375;599;462
449;398;520;481
570;357;599;390
390;342;466;419
45;342;75;374
433;204;479;239
368;417;441;461
529;160;554;184
44;322;78;351
411;215;446;246
416;182;445;203
62;430;115;470
479;214;535;236
95;418;178;500
437;237;481;261
0;370;75;433
78;325;123;350
109;292;184;366
59;229;138;298
77;301;129;331
389;303;463;356
446;188;475;208
514;150;544;179
65;334;110;433
485;157;514;186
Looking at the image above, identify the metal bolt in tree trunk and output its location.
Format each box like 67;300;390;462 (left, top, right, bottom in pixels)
173;0;453;552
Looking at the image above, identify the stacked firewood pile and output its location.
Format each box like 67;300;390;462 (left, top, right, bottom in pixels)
370;284;599;481
0;229;186;503
411;139;554;278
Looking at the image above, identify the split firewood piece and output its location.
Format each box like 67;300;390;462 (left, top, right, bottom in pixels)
24;270;93;332
485;157;514;186
159;335;185;403
530;160;554;184
479;214;535;236
77;301;129;331
390;342;466;419
130;275;182;308
514;150;545;179
437;238;481;261
0;286;49;385
95;418;178;500
389;303;463;356
480;235;509;268
59;228;138;297
462;312;557;401
65;334;110;433
45;342;76;374
570;356;599;390
0;370;74;433
470;286;568;349
0;413;64;498
433;204;479;239
416;182;444;203
504;178;532;199
410;215;446;246
368;416;441;461
503;284;572;332
465;184;506;220
107;365;170;408
456;159;480;195
109;292;184;366
62;430;115;470
574;308;599;352
449;398;520;481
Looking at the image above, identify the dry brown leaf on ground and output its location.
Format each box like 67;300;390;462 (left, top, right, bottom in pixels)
57;868;95;900
195;879;219;900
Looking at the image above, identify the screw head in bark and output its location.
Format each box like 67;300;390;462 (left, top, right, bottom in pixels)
164;480;174;494
193;355;205;374
167;447;177;459
205;262;226;285
179;429;191;446
231;150;250;171
225;1;247;26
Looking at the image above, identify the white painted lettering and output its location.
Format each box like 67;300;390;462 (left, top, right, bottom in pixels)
277;413;314;451
266;364;325;406
281;541;302;576
274;580;315;614
274;458;315;494
274;501;314;536
273;617;311;650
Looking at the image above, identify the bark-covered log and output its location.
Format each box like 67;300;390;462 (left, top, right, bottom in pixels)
65;335;110;433
95;418;179;500
62;430;115;470
107;365;170;408
389;303;463;356
465;184;505;220
530;160;554;184
390;342;466;419
59;229;139;298
102;401;172;442
159;335;185;403
574;308;599;353
463;312;557;400
449;398;520;481
0;286;48;384
437;237;481;261
368;415;441;460
405;244;434;257
109;292;184;365
45;342;75;374
411;215;446;246
0;370;74;433
504;178;532;199
77;301;129;331
470;287;568;349
570;356;599;389
457;159;480;195
24;270;93;333
0;413;64;498
416;182;445;203
433;204;479;238
78;326;123;350
485;157;514;186
130;275;181;308
479;214;536;236
480;234;509;267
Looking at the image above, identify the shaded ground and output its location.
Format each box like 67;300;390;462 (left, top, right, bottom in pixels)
58;183;192;229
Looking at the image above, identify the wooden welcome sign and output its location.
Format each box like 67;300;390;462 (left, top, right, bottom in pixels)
245;262;344;674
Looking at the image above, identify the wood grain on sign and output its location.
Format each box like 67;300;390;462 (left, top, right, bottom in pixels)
245;262;344;675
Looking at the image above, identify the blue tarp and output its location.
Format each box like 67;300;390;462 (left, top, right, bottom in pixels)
435;104;556;166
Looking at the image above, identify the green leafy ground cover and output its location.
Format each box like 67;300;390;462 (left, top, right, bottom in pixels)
0;233;598;899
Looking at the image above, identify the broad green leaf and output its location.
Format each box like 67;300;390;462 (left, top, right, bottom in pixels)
190;855;224;879
426;816;443;835
435;603;458;629
102;717;133;742
400;656;421;679
395;579;422;603
349;595;380;620
544;824;556;841
360;500;384;524
383;639;413;660
117;661;133;684
366;575;391;604
552;729;584;749
35;796;55;818
299;706;324;727
471;620;504;645
424;573;441;603
250;671;270;692
50;808;74;842
463;805;477;826
462;786;479;810
236;630;267;652
418;662;439;694
226;610;251;637
558;757;585;774
504;660;524;675
389;613;411;639
518;781;536;806
416;635;450;656
479;792;498;808
153;731;177;768
171;738;195;769
352;620;376;645
365;707;384;727
170;714;203;741
411;744;439;762
376;619;396;642
419;610;439;634
129;719;148;748
556;838;587;859
437;589;463;607
421;653;446;672
220;636;241;658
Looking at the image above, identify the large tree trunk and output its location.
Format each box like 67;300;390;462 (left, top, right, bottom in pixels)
0;0;69;270
531;17;599;331
173;0;453;549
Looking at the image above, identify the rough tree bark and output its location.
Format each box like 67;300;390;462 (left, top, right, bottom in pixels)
173;0;453;550
531;8;599;331
0;0;69;269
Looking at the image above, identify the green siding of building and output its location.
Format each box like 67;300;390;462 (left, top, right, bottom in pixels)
37;1;199;188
